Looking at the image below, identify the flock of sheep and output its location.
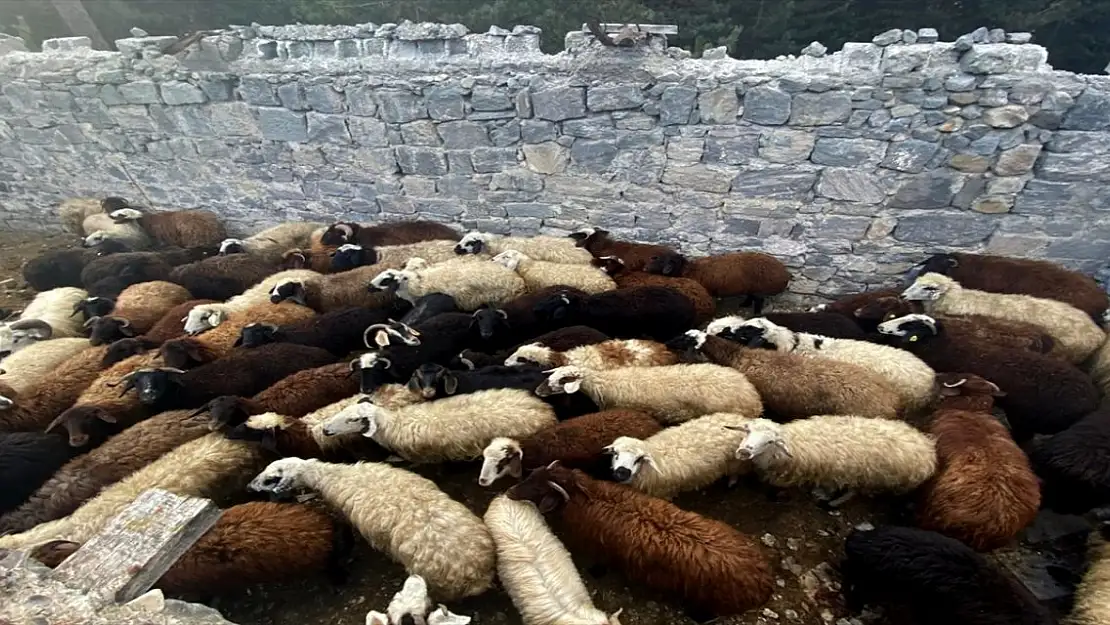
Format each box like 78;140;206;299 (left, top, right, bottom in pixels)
0;195;1108;625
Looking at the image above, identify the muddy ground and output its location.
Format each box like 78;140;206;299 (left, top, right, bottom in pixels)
0;229;1089;625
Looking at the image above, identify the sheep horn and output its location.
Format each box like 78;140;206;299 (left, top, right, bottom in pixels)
942;379;967;388
119;319;131;329
83;316;102;329
546;481;570;502
189;405;211;418
362;326;380;349
70;301;85;317
105;371;137;388
9;319;53;337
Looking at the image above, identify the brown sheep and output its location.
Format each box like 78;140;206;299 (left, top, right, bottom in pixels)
168;254;282;301
222;412;335;459
668;331;901;421
268;265;400;313
318;220;461;248
0;344;132;433
914;252;1109;322
109;205;227;249
478;409;662;486
46;350;164;447
591;255;716;324
0;409;211;534
569;228;675;272
160;302;316;369
507;464;774;619
644;250;790;315
200;362;358;430
31;501;352;595
854;296;1059;356
84;281;193;346
818;289;903;315
917;373;1041;551
101;299;218;366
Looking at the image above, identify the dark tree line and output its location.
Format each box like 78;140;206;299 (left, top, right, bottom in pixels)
3;0;1108;74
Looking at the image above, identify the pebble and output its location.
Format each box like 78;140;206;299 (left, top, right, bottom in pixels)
762;533;778;547
786;538;801;551
821;609;835;622
763;608;780;619
785;609;799;620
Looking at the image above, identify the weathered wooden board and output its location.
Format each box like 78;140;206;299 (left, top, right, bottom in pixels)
52;489;221;603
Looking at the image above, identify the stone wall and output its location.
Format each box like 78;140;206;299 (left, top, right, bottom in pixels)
0;23;1108;299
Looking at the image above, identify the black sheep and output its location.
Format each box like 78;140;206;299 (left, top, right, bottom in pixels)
398;293;459;327
408;362;597;419
1027;406;1110;515
532;287;695;342
23;240;130;291
471;286;590;348
350;313;483;394
167;253;280;301
236;303;411;357
0;432;81;514
756;311;867;340
451;325;612;370
82;246;213;299
842;525;1055;625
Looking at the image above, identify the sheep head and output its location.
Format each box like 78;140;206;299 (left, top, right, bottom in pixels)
936;373;1005;398
427;605;470;625
201;395;254;430
876;313;940;346
350;352;393;394
160;339;215;370
82;231;114;248
471;306;509;341
901;273;956;302
363;319;420;349
491;249;527;271
644;251;688;277
224;412;291;454
735;318;793;350
910;253;961;282
853;297;916;324
505;343;552;367
280;249;309;270
407;363;456;399
73;296;115;321
664;329;708;360
367;269;407;293
604;436;655;483
730;419;790;461
532;292;582;323
505;461;573;513
568;227;602;249
535;366;586;397
100;197;132;212
218;238;246;255
120;367;186;406
248;457;311;496
590;255;625;276
86;317;134;346
108;208;144;223
454;232;491;255
47;405;117;447
236;323;281;348
331;244;370;272
478;437;523;487
270;281;308;306
8;319;54;346
320;399;380;438
388;574;433;625
102;338;147;367
183;306;226;335
320;222;358;246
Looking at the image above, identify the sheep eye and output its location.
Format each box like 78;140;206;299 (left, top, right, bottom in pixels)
263;476;281;486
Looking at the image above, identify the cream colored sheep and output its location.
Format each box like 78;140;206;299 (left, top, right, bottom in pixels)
740;318;936;411
455;232;594;265
484;495;622;625
1068;534;1110;625
219;222;326;261
341;239;476;270
536;364;763;425
1086;331;1110;397
902;272;1104;364
491;250;615;295
59;197;104;235
369;258;526;311
248;458;496;600
1;287;89;353
82;214;153;250
182;268;321;334
0;434;266;549
320;388;556;463
607;412;754;499
732;416;936;504
0;338;89;396
505;339;677;370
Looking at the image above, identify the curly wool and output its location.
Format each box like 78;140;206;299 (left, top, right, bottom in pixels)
612;412;752;499
98;281;192;332
164;301;315;368
0;345;113;433
1069;536;1110;625
392;259;528;311
599;261;715;325
508;339;677;371
484;496;619;625
906;273;1104;363
668;252;790;298
282;265;399;312
223;222;325;262
17;287;89;339
1087;332;1110;397
494;251;616;295
0;338;90;396
242;362;358;421
260;459;495;600
49;350;165;444
746;416;936;494
1028;407;1110;514
58;197;103;235
168;254;281;302
0;433;266;549
459;233;595;265
125;209;226;249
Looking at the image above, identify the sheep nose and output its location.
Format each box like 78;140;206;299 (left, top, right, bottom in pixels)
612;467;632;482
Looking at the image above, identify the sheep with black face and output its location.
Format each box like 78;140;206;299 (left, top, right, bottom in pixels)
455;232;594;265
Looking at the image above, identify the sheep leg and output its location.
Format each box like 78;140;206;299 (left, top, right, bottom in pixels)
325;521;356;586
814;487;856;510
750;296;767;316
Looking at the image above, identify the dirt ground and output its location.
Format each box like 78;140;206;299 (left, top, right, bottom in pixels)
0;229;1086;625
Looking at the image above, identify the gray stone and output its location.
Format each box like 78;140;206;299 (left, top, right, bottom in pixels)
661;164;734;194
731;169;817;199
522;142;568;174
759;129;815;163
660;86;697;125
396;146;448;175
257;107;308;142
348;117;388;147
882;139;939;173
808;215;873;240
424;86;465;120
472;147;519;173
588;85;645;112
1046;131;1110;153
983;105;1029;128
979;89;1009;107
945;75;978;92
42;36;91;52
894;214;996;245
890;104;920;118
118;81;160;104
971;26;991;43
1045;238;1110;260
883;46;928;74
532;87;586;121
890;171;962;208
521;120;556;143
743;86;792;125
902;30;918;44
954;34;975;51
437;121;490;149
305;84;345;113
816;168;886;203
962;46;1020;74
949;154;991;173
1061;90;1110;131
1006;32;1033;44
471;86;511;111
993;144;1041;175
160;82;206;106
277;83;307;111
239;76;278;106
377;90;427;123
570;140;618;172
1041;90;1074;113
790;93;852;125
801;41;827;57
667;137;705;163
810;138;885;167
971;195;1012;214
562;117;616;140
988;28;1006;43
1013;180;1073;214
872;29;903;46
917;28;939;43
490;120;521;146
698;88;740;124
399;120;440;146
1037;152;1110;182
704;135;759;165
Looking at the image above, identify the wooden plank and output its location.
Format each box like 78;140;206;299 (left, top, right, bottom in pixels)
51;489;221;604
599;23;678;35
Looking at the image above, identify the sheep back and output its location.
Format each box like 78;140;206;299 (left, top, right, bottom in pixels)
585;364;762;424
168;254;279;301
142;299;218;345
0;338;90;395
23;248;100;291
1069;535;1110;625
58;198;103;234
689;252;790;298
1027;407;1110;514
799;337;936;411
0;345;113;433
251;362;358;418
415;261;528;311
514;258;616;295
917;411;1040;551
142;209;226;248
108;281;193;332
608;269;715;325
0;432;78;514
521;409;662;473
626;412;752;499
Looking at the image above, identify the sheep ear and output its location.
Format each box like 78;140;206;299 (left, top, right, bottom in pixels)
563;379;581;394
443;374;458;395
724;423;750;434
374;330;391;348
774;440;792;458
95;410;117;424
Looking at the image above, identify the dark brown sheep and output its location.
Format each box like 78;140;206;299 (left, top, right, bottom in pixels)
917;373;1040;551
84;281;193;346
469;286;590;348
569;228;675;272
160;302;316;369
819;288;903;315
913;252;1109;321
268;266;399;313
109;205;227;249
0;409;210;534
453;325;612;370
235;304;410;357
32;501;352;595
199;362;358;430
478;409;662;486
1027;406;1110;514
168;253;281;301
592;255;716;324
644;251;790;315
507;464;773;619
222;412;337;459
318;220;460;248
0;344;125;433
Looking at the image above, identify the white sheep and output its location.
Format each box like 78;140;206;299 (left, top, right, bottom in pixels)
1087;331;1110;397
902;272;1104;364
0;337;89;397
369;257;527;311
740;318;936;411
491;250;615;295
1068;535;1110;625
59;197;104;235
455;232;594;265
0;434;266;550
248;458;496;601
219;222;326;261
338;239;477;271
505;339;676;370
536;364;763;425
82;214;154;250
320;388;556;463
731;416;937;505
0;287;89;354
607;412;754;499
182;268;321;334
484;495;622;625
